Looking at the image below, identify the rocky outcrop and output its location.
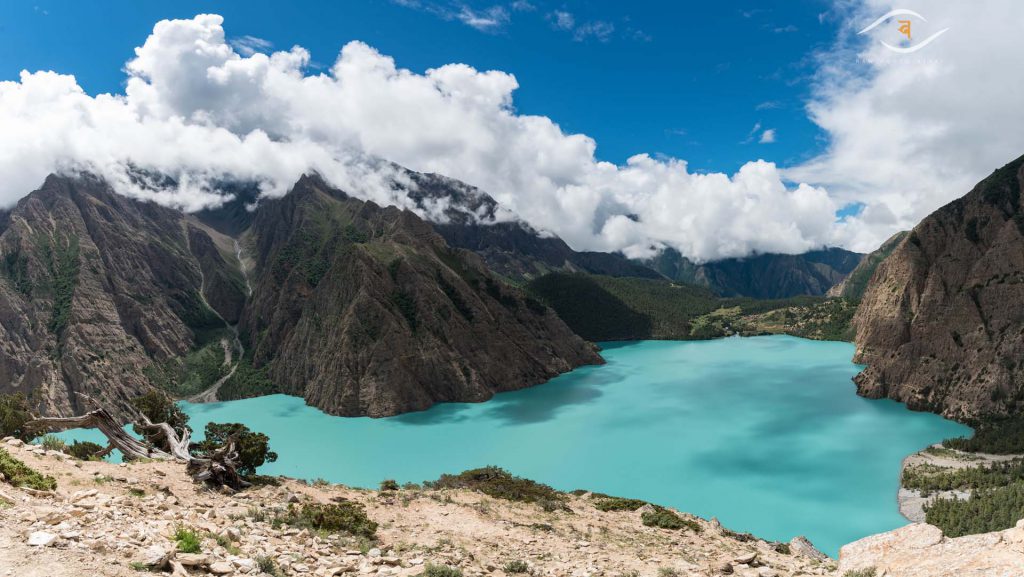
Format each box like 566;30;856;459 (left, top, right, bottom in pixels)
852;154;1024;419
827;231;908;300
239;174;602;417
644;247;864;299
838;521;1024;577
0;174;243;418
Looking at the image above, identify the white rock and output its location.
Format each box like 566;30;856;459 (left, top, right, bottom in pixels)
209;561;234;574
27;531;57;547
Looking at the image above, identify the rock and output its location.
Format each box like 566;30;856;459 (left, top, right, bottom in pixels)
286;492;301;504
715;561;733;574
134;544;172;570
6;438;24;447
733;552;757;565
788;536;828;561
293;563;311;573
852;154;1024;417
27;531;57;547
176;553;212;566
209;561;234;574
755;568;778;577
368;548;382;558
220;526;242;542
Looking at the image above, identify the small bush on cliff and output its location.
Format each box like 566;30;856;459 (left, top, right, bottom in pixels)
275;502;378;538
172;525;202;553
191;422;277;478
67;440;106;461
0;393;32;441
39;434;66;452
842;568;876;577
422;564;462;577
640;506;701;532
503;560;530;574
592;495;648;512
0;448;57;491
380;479;400;491
425;466;566;511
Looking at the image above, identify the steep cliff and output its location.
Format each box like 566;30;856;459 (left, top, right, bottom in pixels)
238;174;602;417
852;154;1024;419
0;174;244;418
827;231;908;301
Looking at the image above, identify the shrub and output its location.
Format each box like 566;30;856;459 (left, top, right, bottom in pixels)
425;466;566;511
0;448;57;490
191;422;277;477
773;542;791;554
657;568;680;577
255;556;285;577
292;502;378;538
172;525;202;553
67;440;106;461
641;506;701;532
39;434;66;452
842;569;876;577
503;560;530;574
422;564;462;577
0;393;33;440
593;496;648;512
380;479;400;491
131;391;190;452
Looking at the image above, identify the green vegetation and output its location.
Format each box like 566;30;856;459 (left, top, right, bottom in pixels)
2;249;32;296
131;391;191;452
943;416;1024;454
255;555;286;577
657;568;680;577
217;358;278;401
43;235;80;338
275;502;378;538
67;440;106;461
144;333;230;398
425;466;566;511
380;479;400;491
0;393;32;440
192;422;277;477
0;448;57;490
39;434;66;452
172;525;202;553
903;459;1024;494
526;272;857;342
842;569;876;577
592;495;648;512
640;506;701;532
422;564;463;577
503;560;530;574
924;482;1024;537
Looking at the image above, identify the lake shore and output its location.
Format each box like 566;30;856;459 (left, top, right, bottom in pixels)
897;444;1019;522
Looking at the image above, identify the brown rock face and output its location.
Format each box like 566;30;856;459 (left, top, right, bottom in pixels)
0;174;243;418
852;154;1024;419
0;171;601;420
239;175;602;417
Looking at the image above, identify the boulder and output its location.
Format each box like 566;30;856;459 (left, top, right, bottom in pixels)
209;561;234;574
27;531;57;547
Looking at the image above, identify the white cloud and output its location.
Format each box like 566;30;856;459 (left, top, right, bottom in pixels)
230;35;273;56
455;5;509;31
572;20;615;42
759;129;776;144
0;13;845;262
789;0;1024;252
549;10;575;31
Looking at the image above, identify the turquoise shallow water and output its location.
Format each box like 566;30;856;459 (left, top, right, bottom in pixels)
55;336;970;555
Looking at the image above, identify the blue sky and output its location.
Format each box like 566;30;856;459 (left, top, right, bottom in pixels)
1;0;838;174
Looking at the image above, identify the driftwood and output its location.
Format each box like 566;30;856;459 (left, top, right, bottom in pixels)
25;403;248;490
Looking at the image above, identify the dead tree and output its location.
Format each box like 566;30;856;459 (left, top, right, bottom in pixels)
25;404;249;490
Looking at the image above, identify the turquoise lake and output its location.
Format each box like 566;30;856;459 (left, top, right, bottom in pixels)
56;336;970;555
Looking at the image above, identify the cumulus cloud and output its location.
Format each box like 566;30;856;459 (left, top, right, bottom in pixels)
0;13;845;262
789;0;1024;252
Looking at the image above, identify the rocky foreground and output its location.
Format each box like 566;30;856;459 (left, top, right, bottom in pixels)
1;437;1022;577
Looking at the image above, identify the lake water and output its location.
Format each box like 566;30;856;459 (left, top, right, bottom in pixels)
55;336;971;555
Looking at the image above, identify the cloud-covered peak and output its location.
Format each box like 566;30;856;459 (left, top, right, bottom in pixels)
0;13;846;262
